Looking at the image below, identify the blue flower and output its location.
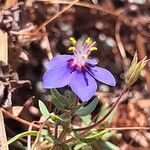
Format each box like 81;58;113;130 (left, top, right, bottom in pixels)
43;37;116;102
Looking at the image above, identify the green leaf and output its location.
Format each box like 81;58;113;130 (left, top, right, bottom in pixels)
6;131;38;146
97;141;119;150
75;97;98;116
107;109;116;124
38;100;54;123
39;100;64;123
40;129;60;144
74;143;92;150
82;130;108;143
97;104;116;124
49;113;63;122
60;114;71;122
39;100;49;117
101;131;116;140
97;104;109;121
80;115;92;125
40;129;54;143
65;90;76;108
71;130;108;144
51;89;67;109
74;103;85;112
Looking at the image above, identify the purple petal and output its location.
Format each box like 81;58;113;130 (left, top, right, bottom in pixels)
90;66;116;86
86;58;97;65
70;71;97;101
46;55;72;69
43;60;72;88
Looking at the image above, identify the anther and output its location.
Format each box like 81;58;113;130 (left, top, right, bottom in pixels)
69;47;76;51
85;37;91;44
90;47;97;51
70;37;77;44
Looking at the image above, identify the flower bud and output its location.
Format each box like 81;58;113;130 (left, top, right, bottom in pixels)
125;53;149;86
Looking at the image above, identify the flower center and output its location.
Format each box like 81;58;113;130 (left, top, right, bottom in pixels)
68;37;97;71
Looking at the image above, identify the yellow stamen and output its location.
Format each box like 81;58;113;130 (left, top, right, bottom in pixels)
83;54;88;59
69;46;76;51
90;47;97;51
85;37;91;44
70;37;77;44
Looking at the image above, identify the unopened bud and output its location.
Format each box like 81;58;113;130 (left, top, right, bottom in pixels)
125;53;149;86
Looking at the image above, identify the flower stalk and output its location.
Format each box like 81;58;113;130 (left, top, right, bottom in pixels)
51;97;78;149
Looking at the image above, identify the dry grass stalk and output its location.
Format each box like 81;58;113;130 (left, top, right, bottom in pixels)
0;30;8;63
0;30;9;150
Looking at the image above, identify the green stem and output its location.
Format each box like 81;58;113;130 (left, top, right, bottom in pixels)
51;95;78;149
58;121;70;142
54;123;58;139
51;117;71;150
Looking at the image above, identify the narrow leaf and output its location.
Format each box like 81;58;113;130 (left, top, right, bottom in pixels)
49;113;63;122
66;92;76;108
6;131;38;146
51;89;66;109
41;130;60;144
75;97;98;116
38;100;54;123
101;131;116;140
80;115;92;125
97;104;116;124
82;130;108;143
71;130;108;144
74;143;91;150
